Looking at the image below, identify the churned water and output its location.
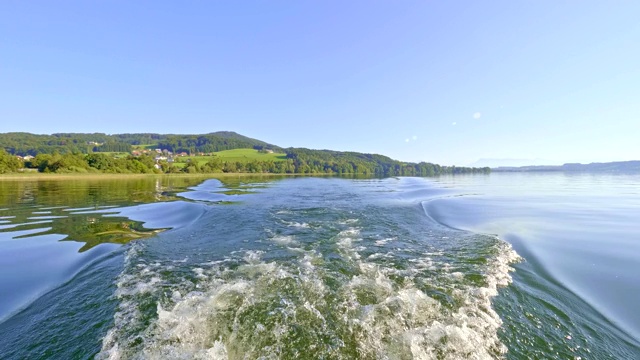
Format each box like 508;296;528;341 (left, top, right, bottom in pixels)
0;175;638;359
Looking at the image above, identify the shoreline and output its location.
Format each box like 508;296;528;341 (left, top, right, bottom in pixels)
0;172;345;181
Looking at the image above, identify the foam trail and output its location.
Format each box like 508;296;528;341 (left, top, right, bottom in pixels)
99;218;519;359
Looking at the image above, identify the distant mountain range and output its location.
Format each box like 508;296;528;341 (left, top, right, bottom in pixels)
493;161;640;173
469;158;559;168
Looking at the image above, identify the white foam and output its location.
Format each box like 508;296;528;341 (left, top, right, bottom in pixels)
192;268;207;279
374;237;394;247
339;228;360;237
243;250;264;265
99;230;520;360
285;221;309;228
270;235;297;246
337;219;359;225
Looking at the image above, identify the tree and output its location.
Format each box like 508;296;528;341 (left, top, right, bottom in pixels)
0;150;22;173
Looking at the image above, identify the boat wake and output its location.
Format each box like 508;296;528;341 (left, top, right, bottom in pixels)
98;201;520;359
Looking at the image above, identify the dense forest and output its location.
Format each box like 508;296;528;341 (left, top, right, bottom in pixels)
0;131;279;156
0;132;490;175
283;148;486;176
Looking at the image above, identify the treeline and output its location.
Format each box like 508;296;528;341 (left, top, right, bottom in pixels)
154;148;489;176
1;148;489;176
283;148;489;176
25;153;162;174
0;133;111;156
157;133;281;154
0;131;278;156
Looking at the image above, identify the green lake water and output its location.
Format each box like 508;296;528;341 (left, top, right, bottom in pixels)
0;174;638;359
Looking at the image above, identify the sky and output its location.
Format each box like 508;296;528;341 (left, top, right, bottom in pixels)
1;1;639;166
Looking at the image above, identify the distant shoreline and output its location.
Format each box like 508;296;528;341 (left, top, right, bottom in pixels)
492;160;640;173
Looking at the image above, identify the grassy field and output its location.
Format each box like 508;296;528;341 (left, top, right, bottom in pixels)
174;148;287;165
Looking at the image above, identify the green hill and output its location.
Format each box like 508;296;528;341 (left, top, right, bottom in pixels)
0;131;490;176
0;131;280;156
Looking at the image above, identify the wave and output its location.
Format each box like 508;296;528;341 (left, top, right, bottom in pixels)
420;187;640;357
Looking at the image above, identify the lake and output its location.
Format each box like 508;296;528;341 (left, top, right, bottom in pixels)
0;174;638;359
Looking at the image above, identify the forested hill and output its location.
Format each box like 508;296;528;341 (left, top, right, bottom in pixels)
0;131;280;156
0;131;490;175
283;148;485;176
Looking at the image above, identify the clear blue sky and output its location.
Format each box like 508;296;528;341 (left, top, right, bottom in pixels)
1;1;639;166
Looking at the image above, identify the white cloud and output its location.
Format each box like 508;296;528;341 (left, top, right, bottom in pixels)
473;112;482;119
452;122;457;126
412;135;418;140
405;138;410;142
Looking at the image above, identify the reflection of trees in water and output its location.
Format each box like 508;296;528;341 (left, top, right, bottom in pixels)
68;218;164;252
56;213;164;252
0;177;207;252
0;205;164;252
0;176;207;207
0;175;286;251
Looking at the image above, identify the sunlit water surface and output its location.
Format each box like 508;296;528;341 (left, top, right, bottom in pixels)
0;174;638;359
